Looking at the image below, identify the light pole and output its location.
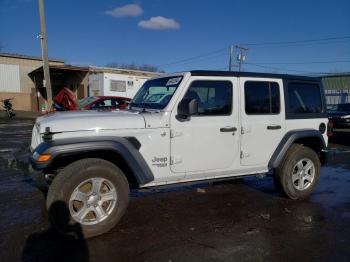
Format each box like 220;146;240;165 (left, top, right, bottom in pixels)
229;45;233;71
236;45;248;72
38;0;53;110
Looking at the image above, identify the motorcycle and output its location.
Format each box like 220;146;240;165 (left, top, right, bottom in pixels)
1;98;16;119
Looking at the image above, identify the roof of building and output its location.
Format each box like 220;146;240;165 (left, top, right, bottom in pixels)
29;64;89;74
89;66;162;77
0;52;65;63
320;73;350;78
28;64;161;78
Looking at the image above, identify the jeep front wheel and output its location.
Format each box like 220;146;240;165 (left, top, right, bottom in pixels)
46;158;129;238
274;144;321;200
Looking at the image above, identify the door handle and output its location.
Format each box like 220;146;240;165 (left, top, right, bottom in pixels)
220;127;237;132
267;125;281;130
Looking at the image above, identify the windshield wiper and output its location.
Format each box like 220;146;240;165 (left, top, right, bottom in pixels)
129;102;152;112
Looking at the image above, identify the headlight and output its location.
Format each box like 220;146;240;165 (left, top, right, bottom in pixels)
340;115;350;119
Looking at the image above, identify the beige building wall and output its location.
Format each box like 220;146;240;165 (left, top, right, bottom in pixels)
0;92;35;111
0;54;64;111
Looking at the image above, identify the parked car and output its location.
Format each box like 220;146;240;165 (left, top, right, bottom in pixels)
78;96;131;110
328;103;350;129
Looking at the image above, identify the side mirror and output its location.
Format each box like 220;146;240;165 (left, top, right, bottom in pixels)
177;98;198;121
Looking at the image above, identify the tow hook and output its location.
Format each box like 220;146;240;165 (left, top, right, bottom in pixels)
44;173;55;185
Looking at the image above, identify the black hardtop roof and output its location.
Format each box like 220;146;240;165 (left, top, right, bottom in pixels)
190;70;320;82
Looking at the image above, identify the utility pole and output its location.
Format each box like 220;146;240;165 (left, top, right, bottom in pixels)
228;45;233;71
236;45;248;72
38;0;53;110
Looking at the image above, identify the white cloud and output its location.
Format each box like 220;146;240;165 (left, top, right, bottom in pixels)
138;16;180;30
105;4;143;18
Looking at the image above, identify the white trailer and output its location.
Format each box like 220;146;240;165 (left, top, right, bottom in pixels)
88;66;160;98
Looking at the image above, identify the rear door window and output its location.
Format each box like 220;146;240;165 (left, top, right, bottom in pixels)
244;81;280;114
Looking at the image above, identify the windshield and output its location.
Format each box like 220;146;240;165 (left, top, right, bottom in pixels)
78;97;97;108
130;76;183;110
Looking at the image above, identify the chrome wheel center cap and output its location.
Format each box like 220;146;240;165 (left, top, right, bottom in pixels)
87;195;99;205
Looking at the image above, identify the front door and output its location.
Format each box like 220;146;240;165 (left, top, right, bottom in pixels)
240;78;285;166
170;78;240;178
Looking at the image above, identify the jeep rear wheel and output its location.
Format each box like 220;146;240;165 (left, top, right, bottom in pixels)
274;144;321;200
46;158;129;238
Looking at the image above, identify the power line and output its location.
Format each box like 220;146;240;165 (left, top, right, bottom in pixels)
244;62;333;74
247;39;350;49
249;60;350;65
240;36;350;46
157;47;227;68
161;51;227;68
158;35;350;70
215;62;342;75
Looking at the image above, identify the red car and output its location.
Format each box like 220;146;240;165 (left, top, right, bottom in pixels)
78;96;131;111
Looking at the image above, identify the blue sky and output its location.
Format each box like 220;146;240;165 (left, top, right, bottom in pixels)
1;0;350;74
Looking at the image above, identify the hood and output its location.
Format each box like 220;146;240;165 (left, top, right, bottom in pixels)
36;110;146;133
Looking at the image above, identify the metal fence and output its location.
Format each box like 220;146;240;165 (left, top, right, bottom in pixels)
325;89;350;105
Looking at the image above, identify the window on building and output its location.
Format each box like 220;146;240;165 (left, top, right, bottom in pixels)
245;81;280;114
110;80;126;92
184;81;232;116
287;83;322;114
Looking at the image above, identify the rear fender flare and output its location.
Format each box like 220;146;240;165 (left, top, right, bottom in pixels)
268;129;326;169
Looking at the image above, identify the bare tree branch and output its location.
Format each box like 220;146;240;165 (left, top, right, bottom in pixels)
106;62;164;73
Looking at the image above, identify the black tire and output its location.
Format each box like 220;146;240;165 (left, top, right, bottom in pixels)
274;144;321;200
46;158;129;238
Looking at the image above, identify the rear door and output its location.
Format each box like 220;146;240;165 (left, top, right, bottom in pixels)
240;78;285;166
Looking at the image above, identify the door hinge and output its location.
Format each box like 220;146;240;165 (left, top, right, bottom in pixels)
241;126;251;134
240;151;250;159
170;129;182;138
170;156;182;165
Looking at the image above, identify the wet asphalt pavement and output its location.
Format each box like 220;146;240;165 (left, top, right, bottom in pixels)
0;119;349;262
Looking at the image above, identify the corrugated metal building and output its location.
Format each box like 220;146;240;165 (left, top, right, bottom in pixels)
0;53;64;111
322;73;350;105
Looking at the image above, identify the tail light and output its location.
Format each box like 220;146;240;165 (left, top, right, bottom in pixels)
327;120;334;137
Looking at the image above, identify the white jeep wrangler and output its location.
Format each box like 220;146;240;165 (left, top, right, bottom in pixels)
30;70;330;238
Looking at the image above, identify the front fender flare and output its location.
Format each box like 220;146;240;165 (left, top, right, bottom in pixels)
29;136;154;185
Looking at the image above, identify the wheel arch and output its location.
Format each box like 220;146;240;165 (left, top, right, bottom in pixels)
268;129;326;169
